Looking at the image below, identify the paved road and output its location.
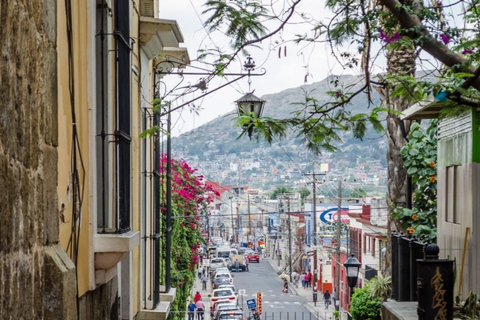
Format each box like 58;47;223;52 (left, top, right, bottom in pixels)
231;259;317;320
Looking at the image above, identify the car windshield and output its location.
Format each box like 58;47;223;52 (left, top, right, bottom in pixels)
216;273;230;278
212;259;224;263
214;289;233;297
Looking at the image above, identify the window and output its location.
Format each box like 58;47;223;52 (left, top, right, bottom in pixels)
95;0;132;233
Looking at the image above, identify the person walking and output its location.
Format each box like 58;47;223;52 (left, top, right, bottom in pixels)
323;290;331;310
197;266;203;279
194;291;201;304
301;272;306;289
195;298;206;320
201;273;208;290
187;301;196;320
235;259;240;273
282;278;289;293
331;290;337;308
245;256;249;272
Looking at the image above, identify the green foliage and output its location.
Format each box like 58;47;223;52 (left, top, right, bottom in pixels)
160;156;217;320
350;285;382;320
392;121;438;242
298;188;311;204
368;275;392;301
271;186;294;199
202;0;269;50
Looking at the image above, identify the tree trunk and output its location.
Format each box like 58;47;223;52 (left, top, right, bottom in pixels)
377;43;416;275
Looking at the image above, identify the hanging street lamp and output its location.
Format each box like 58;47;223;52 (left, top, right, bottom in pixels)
344;254;362;297
235;56;266;139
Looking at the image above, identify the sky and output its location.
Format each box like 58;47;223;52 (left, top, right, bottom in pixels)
159;0;364;137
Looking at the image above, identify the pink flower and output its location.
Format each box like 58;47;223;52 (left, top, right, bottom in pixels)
440;34;450;44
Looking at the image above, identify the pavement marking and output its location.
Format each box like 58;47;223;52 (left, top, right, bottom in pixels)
294;302;300;305
273;301;280;304
284;302;290;304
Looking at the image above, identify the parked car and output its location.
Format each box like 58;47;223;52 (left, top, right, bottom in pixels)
213;276;231;289
214;306;242;320
210;299;231;317
210;258;226;271
218;284;238;296
211;267;230;278
213;272;233;286
247;251;260;262
218;311;244;320
210;288;237;307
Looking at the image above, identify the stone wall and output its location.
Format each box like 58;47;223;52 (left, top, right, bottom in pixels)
0;0;76;318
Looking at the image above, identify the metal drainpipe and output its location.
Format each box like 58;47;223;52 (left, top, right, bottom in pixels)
165;106;172;292
99;0;106;234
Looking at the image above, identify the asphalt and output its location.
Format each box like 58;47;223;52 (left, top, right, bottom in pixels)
185;258;348;320
265;257;349;320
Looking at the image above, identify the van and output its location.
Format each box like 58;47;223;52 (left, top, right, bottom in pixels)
216;247;231;259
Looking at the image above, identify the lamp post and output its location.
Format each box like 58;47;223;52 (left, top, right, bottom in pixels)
344;254;361;299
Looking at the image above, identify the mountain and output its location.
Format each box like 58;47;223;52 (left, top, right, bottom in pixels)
169;74;388;194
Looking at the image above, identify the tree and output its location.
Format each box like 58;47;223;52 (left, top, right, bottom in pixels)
199;0;479;150
271;185;294;199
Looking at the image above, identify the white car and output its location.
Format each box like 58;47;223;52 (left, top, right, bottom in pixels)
210;258;226;271
214;272;233;285
210;288;237;306
218;284;237;296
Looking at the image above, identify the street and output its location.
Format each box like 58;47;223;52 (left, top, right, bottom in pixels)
217;259;316;320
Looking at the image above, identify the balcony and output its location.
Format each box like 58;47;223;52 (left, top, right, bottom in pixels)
139;287;177;320
94;231;140;285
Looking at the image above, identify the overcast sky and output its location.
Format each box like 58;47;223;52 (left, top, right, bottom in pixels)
159;0;366;137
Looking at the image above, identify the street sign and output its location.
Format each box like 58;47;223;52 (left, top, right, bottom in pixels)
246;299;257;310
307;251;314;257
238;289;246;296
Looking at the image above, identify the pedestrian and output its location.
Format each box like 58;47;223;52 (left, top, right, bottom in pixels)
195;298;205;320
323;290;331;309
294;272;300;288
307;271;312;288
282;278;289;293
245;256;249;272
201;273;208;290
197;266;203;279
301;273;306;289
194;291;201;304
187;301;196;320
332;290;337;308
235;259;240;273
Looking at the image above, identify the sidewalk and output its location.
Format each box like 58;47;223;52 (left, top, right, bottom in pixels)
186;272;213;320
266;257;348;320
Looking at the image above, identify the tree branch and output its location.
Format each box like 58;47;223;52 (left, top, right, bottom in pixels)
379;0;480;91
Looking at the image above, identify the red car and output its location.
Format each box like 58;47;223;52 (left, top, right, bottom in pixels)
247;251;260;262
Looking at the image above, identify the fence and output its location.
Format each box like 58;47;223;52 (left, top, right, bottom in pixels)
168;310;350;320
391;232;427;302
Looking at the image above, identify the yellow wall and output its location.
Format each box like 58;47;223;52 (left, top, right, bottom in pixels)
131;1;141;314
57;0;92;297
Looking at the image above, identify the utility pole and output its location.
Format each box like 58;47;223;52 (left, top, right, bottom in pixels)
236;204;240;244
248;194;251;246
303;173;325;292
277;198;283;267
335;179;342;311
287;197;293;283
229;197;235;244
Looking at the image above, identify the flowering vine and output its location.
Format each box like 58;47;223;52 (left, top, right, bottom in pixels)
159;155;219;320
